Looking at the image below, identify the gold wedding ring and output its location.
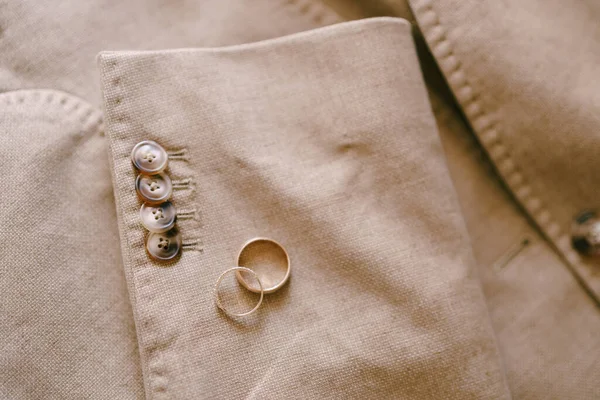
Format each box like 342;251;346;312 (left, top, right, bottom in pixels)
235;237;291;294
214;237;290;318
214;267;264;317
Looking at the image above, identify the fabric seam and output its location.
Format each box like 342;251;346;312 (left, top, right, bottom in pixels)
101;60;157;400
411;0;598;304
102;58;202;399
1;89;103;129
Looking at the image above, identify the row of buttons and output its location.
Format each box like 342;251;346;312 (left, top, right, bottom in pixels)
132;141;182;260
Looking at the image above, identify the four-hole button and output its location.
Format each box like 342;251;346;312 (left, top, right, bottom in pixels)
131;140;169;174
140;201;176;233
135;172;173;205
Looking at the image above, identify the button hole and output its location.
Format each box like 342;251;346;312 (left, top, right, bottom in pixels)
157;237;170;250
493;237;531;271
147;181;161;191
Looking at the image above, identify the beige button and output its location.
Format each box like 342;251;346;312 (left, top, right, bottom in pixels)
131;140;168;174
146;228;182;261
140;202;176;233
135;172;172;205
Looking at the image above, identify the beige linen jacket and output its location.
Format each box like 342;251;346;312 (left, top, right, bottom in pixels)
1;0;599;399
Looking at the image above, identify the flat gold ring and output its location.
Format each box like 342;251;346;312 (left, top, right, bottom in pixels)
235;237;291;294
214;267;264;317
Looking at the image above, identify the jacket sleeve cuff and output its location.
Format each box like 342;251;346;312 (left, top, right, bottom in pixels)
98;18;509;399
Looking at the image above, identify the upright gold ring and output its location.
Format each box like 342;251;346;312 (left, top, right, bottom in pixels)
235;237;291;294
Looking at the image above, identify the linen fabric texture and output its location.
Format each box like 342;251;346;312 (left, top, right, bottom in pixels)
2;0;600;398
0;1;337;398
98;19;508;399
405;0;600;397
